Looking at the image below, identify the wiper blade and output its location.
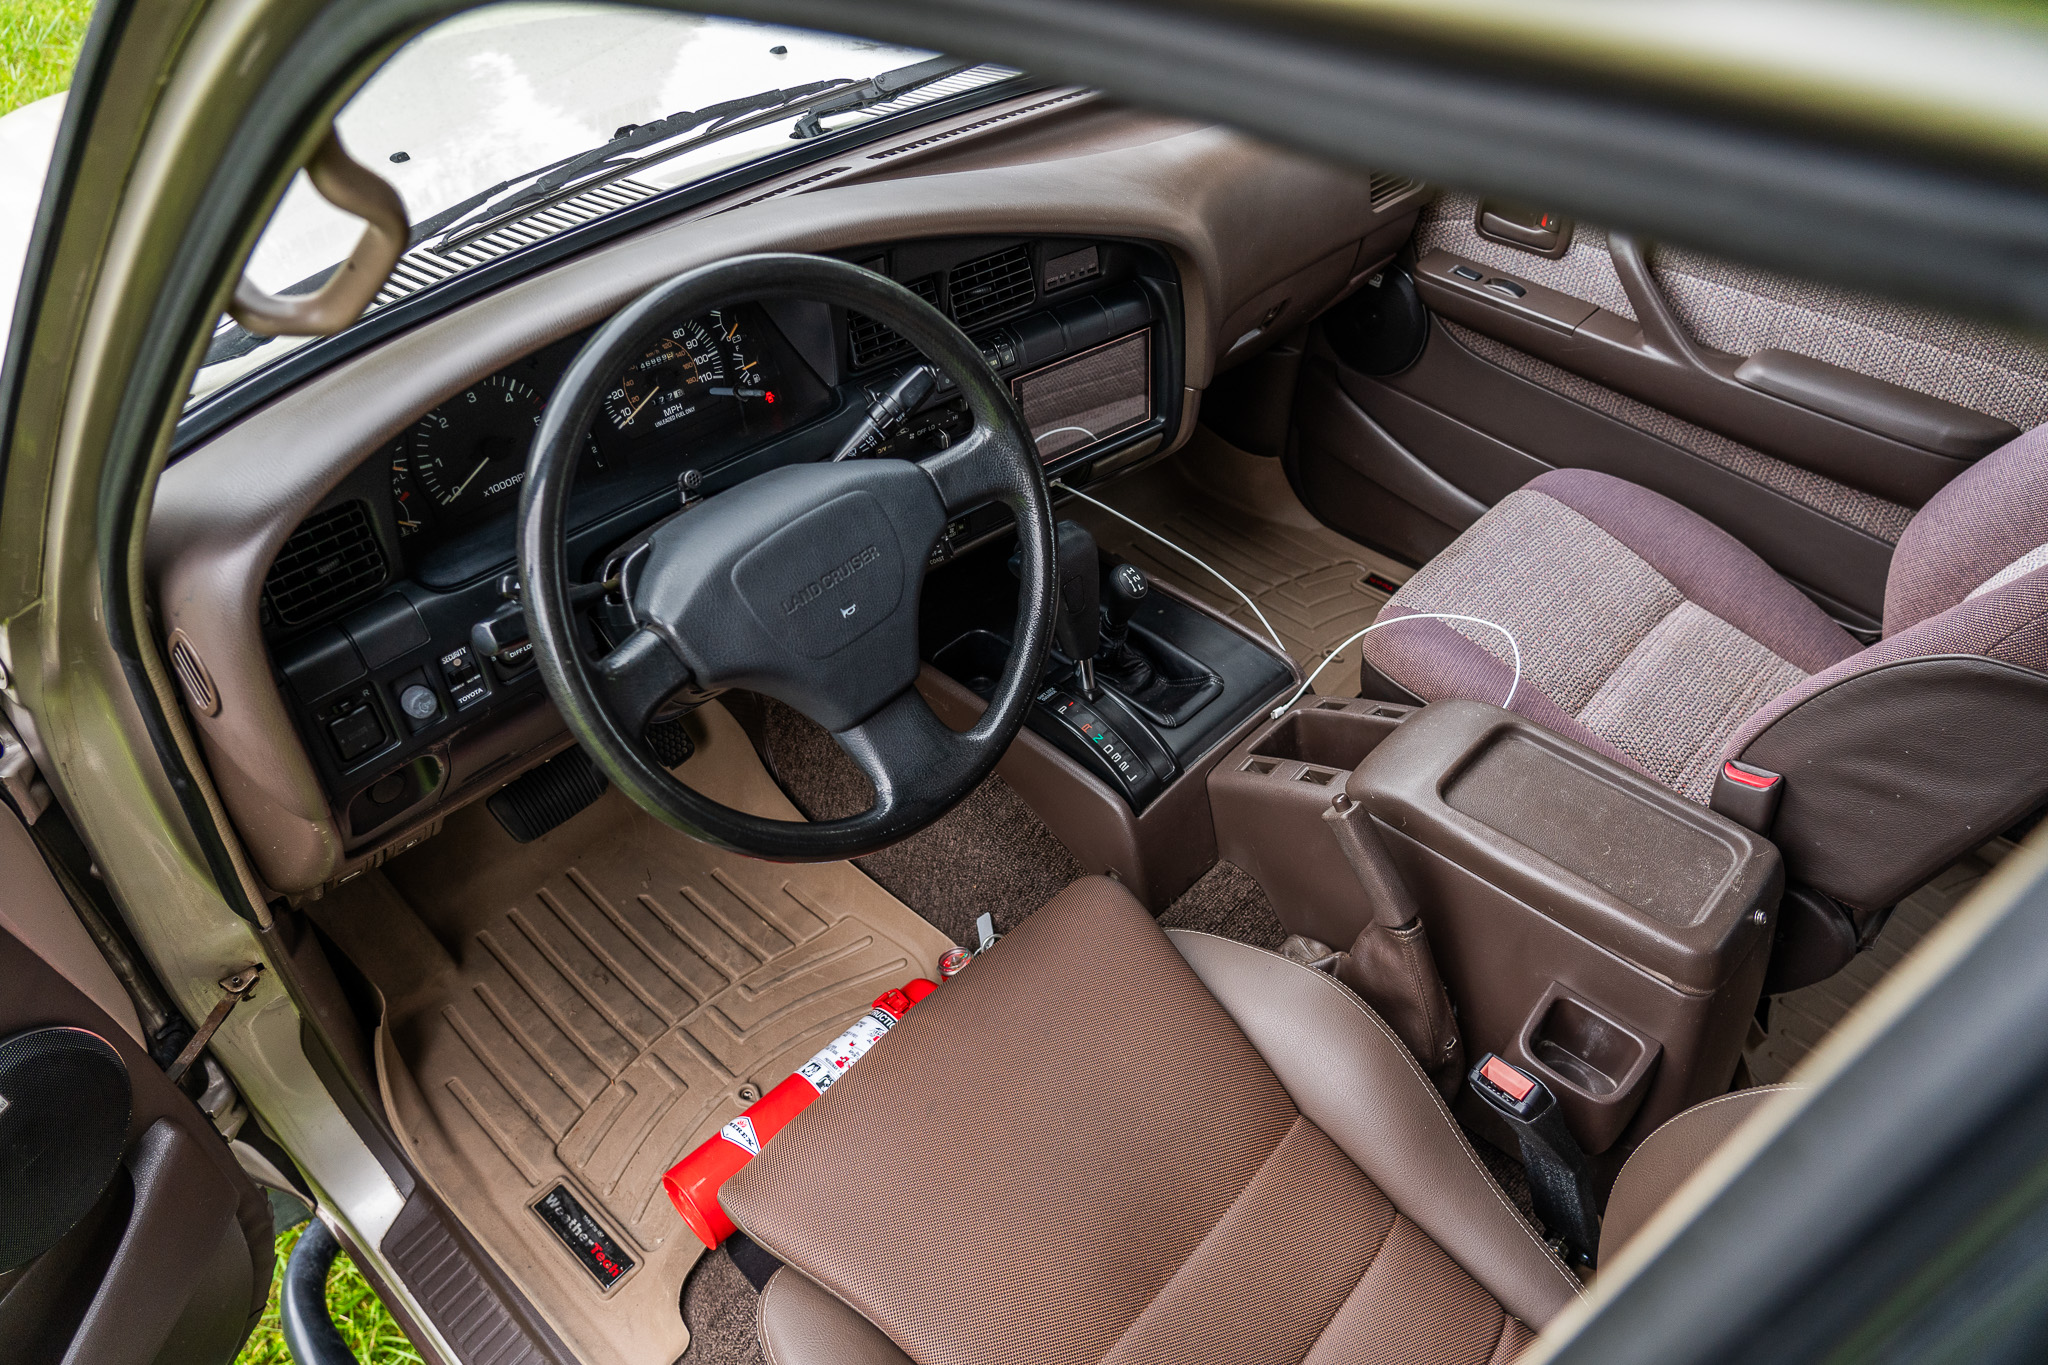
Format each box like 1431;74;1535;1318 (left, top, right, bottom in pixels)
787;55;976;138
408;79;846;247
421;56;979;252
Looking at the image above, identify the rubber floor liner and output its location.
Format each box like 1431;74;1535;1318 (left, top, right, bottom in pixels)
314;704;952;1365
1071;430;1413;683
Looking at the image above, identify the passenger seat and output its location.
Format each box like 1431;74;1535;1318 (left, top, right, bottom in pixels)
1361;427;2048;985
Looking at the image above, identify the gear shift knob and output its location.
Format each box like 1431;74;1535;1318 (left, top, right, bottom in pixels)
1049;520;1102;695
1101;562;1149;647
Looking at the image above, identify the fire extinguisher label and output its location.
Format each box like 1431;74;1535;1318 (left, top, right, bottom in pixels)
719;1115;761;1155
796;1007;898;1096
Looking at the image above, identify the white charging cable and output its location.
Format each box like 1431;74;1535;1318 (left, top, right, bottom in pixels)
1047;480;1522;719
1051;481;1290;656
1269;613;1522;719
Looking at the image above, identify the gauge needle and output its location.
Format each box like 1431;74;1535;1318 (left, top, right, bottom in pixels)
625;387;662;424
446;457;490;503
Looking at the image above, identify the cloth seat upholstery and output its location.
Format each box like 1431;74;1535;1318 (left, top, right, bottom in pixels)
1363;428;2048;922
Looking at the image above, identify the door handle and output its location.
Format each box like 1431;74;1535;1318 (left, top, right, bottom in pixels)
1474;199;1573;257
229;130;409;338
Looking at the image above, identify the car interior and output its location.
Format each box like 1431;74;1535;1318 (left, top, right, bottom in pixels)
31;18;2048;1364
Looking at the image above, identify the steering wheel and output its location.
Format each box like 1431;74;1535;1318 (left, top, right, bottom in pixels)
518;253;1057;861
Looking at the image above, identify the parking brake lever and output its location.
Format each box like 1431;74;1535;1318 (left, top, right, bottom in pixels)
1324;792;1463;1091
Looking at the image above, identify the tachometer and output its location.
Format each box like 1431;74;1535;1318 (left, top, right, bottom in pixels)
409;374;547;521
605;318;728;436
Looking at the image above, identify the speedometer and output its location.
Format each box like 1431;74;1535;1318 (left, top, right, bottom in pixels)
604;318;729;436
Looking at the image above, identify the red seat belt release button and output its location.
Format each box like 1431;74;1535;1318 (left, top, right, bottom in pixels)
1479;1055;1536;1103
1711;758;1783;835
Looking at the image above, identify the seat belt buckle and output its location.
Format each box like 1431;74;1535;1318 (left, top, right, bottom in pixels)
1711;759;1783;834
1473;1052;1551;1121
1469;1053;1603;1267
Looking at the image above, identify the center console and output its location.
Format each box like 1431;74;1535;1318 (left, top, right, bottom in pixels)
920;521;1296;907
1212;697;1780;1160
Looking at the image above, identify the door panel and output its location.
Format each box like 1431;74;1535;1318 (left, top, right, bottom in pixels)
0;808;272;1365
1307;327;1899;626
1290;189;2048;630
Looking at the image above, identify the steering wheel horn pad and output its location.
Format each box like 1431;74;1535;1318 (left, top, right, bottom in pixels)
636;460;944;732
518;252;1057;862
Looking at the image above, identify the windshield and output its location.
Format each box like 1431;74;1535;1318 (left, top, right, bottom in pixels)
191;4;1011;403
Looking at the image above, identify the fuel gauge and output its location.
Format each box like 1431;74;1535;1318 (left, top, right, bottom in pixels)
388;438;429;539
707;309;778;406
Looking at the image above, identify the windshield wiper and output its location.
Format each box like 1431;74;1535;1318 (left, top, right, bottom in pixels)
419;55;978;253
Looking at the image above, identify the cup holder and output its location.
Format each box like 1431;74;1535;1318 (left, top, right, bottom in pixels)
1247;700;1412;773
1515;986;1659;1154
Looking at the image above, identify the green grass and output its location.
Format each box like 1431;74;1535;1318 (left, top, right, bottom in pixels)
236;1223;421;1365
0;0;94;116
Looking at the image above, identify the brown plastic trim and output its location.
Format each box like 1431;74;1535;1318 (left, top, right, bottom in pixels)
1349;321;1895;627
1412;245;1979;506
1731;348;2017;458
0;922;274;1359
1347;701;1780;996
229;131;408;338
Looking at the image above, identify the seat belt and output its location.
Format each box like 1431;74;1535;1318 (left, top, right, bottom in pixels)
1470;1052;1602;1267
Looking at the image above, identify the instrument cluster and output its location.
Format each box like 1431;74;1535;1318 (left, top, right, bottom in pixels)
385;305;825;554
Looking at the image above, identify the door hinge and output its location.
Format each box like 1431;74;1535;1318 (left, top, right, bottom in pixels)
0;714;52;823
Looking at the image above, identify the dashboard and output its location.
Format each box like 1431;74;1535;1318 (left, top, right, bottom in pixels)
253;235;1182;847
148;91;1421;896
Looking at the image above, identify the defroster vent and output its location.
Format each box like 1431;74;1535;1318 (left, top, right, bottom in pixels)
264;501;388;628
948;244;1034;329
847;275;940;370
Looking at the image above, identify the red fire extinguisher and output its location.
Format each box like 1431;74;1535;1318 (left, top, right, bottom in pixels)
664;978;938;1248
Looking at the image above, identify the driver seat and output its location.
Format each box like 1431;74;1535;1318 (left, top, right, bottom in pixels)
722;878;1582;1365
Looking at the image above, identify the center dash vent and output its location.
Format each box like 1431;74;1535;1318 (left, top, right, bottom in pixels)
948;245;1034;329
847;275;940;370
264;501;388;628
1369;170;1422;210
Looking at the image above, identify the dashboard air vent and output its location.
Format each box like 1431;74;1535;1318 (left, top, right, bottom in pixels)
948;244;1035;329
847;275;941;370
264;501;387;628
1369;170;1422;209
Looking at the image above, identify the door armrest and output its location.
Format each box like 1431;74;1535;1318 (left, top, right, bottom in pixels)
1733;348;2016;459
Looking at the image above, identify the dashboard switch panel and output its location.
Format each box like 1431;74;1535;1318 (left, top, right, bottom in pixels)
439;646;489;709
323;687;387;763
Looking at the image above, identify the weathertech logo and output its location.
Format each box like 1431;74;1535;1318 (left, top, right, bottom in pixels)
782;545;881;615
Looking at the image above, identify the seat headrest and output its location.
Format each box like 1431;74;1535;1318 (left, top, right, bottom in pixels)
1887;424;2048;637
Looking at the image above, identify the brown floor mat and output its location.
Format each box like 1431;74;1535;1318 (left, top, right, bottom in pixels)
746;696;1086;944
1069;429;1412;686
1744;841;2011;1084
1155;860;1289;952
313;703;952;1365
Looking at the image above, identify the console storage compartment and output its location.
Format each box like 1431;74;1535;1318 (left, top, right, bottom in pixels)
1212;698;1779;1155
